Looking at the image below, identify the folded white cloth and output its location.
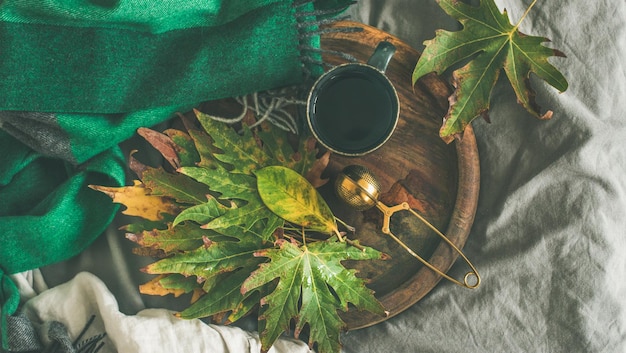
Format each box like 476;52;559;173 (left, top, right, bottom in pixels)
20;272;314;353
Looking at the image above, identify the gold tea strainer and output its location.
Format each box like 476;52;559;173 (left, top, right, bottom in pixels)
335;165;481;289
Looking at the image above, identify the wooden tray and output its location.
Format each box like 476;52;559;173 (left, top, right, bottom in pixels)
317;22;480;330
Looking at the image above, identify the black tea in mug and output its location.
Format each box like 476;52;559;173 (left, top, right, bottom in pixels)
307;41;399;156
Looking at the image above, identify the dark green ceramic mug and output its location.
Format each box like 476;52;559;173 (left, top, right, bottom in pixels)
306;41;399;157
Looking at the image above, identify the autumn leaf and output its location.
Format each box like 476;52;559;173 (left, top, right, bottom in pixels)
144;238;265;278
144;237;271;321
129;153;211;205
89;180;179;221
412;0;568;141
241;239;386;353
227;291;261;324
163;128;201;167
137;127;182;169
187;128;221;169
257;123;330;188
194;109;270;173
172;195;229;228
178;269;259;321
126;222;218;254
139;274;203;303
178;165;257;201
178;165;283;240
255;166;338;235
91;111;381;353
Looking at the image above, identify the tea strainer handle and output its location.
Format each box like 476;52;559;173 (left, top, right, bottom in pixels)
377;201;481;289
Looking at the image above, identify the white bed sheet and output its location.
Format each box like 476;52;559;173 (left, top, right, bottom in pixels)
24;1;626;352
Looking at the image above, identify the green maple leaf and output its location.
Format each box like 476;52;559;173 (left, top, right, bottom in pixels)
256;123;322;179
144;238;266;278
178;165;283;240
129;154;210;205
241;239;386;353
187;128;221;169
178;269;259;320
143;236;270;321
163;128;201;166
412;0;568;141
127;222;215;254
194;109;270;173
171;196;228;228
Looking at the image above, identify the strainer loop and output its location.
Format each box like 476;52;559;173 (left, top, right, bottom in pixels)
335;165;481;289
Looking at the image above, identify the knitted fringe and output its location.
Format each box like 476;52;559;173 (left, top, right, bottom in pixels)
206;88;305;134
294;0;361;78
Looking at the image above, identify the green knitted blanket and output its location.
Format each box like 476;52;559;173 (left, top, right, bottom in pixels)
0;0;356;349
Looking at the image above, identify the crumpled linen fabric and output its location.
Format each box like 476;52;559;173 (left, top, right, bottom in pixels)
17;271;313;353
340;0;626;352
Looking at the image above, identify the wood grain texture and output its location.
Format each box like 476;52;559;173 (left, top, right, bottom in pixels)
315;21;480;330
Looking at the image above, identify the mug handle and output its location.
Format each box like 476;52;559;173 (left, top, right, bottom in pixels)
366;41;396;73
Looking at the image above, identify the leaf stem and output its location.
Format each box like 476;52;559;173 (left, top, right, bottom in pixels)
334;228;344;242
514;0;538;29
344;238;366;251
335;217;355;233
284;232;303;243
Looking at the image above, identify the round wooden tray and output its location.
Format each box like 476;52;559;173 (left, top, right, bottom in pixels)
317;22;480;330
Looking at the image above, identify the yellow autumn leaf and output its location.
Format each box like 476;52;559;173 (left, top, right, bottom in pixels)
139;274;203;303
89;180;178;221
139;275;186;297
